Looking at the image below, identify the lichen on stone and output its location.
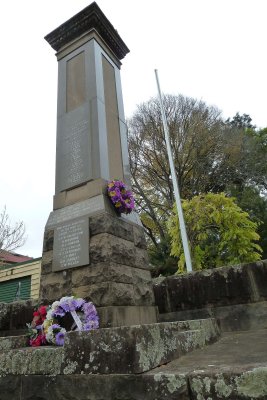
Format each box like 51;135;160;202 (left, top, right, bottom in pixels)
89;351;96;363
190;377;205;400
0;347;64;377
63;361;78;374
153;373;163;382
136;325;165;371
235;367;267;398
0;339;12;351
166;374;186;393
203;376;211;392
214;375;232;397
99;342;111;352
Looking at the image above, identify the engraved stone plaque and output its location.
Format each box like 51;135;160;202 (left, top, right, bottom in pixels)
46;195;105;228
52;217;89;271
55;108;92;193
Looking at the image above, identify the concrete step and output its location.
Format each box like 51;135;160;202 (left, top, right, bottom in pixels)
0;346;64;376
1;362;266;400
0;334;27;351
0;318;220;376
159;300;267;333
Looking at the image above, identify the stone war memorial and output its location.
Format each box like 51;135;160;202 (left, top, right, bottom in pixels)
40;0;158;329
0;2;267;400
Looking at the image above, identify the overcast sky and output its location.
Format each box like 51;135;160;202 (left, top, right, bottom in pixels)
1;0;266;257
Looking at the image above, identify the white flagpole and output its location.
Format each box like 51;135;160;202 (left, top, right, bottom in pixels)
154;69;193;273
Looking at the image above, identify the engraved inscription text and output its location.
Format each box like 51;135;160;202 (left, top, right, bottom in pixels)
52;218;89;271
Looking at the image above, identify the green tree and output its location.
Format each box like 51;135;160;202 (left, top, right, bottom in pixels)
168;193;262;273
225;125;267;190
128;96;267;274
128;94;226;247
226;112;256;129
226;185;267;259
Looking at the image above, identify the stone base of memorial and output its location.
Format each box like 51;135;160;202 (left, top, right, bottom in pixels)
40;194;158;328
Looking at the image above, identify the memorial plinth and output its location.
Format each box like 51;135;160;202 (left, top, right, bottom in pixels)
40;2;158;327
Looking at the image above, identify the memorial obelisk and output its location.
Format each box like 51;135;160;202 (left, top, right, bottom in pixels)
40;2;157;327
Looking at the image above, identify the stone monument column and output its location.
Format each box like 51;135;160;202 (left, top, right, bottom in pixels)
40;2;158;327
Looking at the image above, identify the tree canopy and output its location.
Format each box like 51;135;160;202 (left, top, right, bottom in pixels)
128;95;225;243
128;95;267;274
168;193;262;273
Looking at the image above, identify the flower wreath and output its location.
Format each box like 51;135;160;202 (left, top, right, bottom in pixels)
27;296;99;347
107;180;135;214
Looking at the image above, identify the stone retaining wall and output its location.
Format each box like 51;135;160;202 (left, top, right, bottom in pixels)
153;260;267;331
153;260;267;314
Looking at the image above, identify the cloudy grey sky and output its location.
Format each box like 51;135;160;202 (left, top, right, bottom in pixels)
1;0;266;257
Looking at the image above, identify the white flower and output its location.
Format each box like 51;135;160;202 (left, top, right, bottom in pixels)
46;309;53;321
51;301;60;310
59;296;73;304
45;330;54;344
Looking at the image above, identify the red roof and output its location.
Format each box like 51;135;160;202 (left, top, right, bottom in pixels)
0;250;33;264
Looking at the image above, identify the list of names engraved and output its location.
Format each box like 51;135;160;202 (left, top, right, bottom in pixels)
56;113;92;193
52;218;89;271
66;119;88;188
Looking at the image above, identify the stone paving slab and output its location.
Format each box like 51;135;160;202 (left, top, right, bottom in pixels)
147;328;267;399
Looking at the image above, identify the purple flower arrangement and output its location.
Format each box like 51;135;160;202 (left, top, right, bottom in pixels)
107;180;135;214
31;296;100;347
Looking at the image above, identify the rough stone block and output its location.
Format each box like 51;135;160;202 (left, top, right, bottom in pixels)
73;282;136;306
7;300;36;332
72;262;152;291
40;210;153;322
62;319;220;374
90;212;134;242
97;305;158;328
20;374;189;400
0;347;63;376
39;270;72;303
41;250;53;275
244;260;267;300
153;261;267;314
89;233;135;266
0;376;21;400
133;281;155;306
134;247;149;269
71;262;133;286
0;335;28;351
132;267;153;283
188;367;267;400
43;229;54;252
153;277;170;314
133;225;147;249
89;233;149;270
